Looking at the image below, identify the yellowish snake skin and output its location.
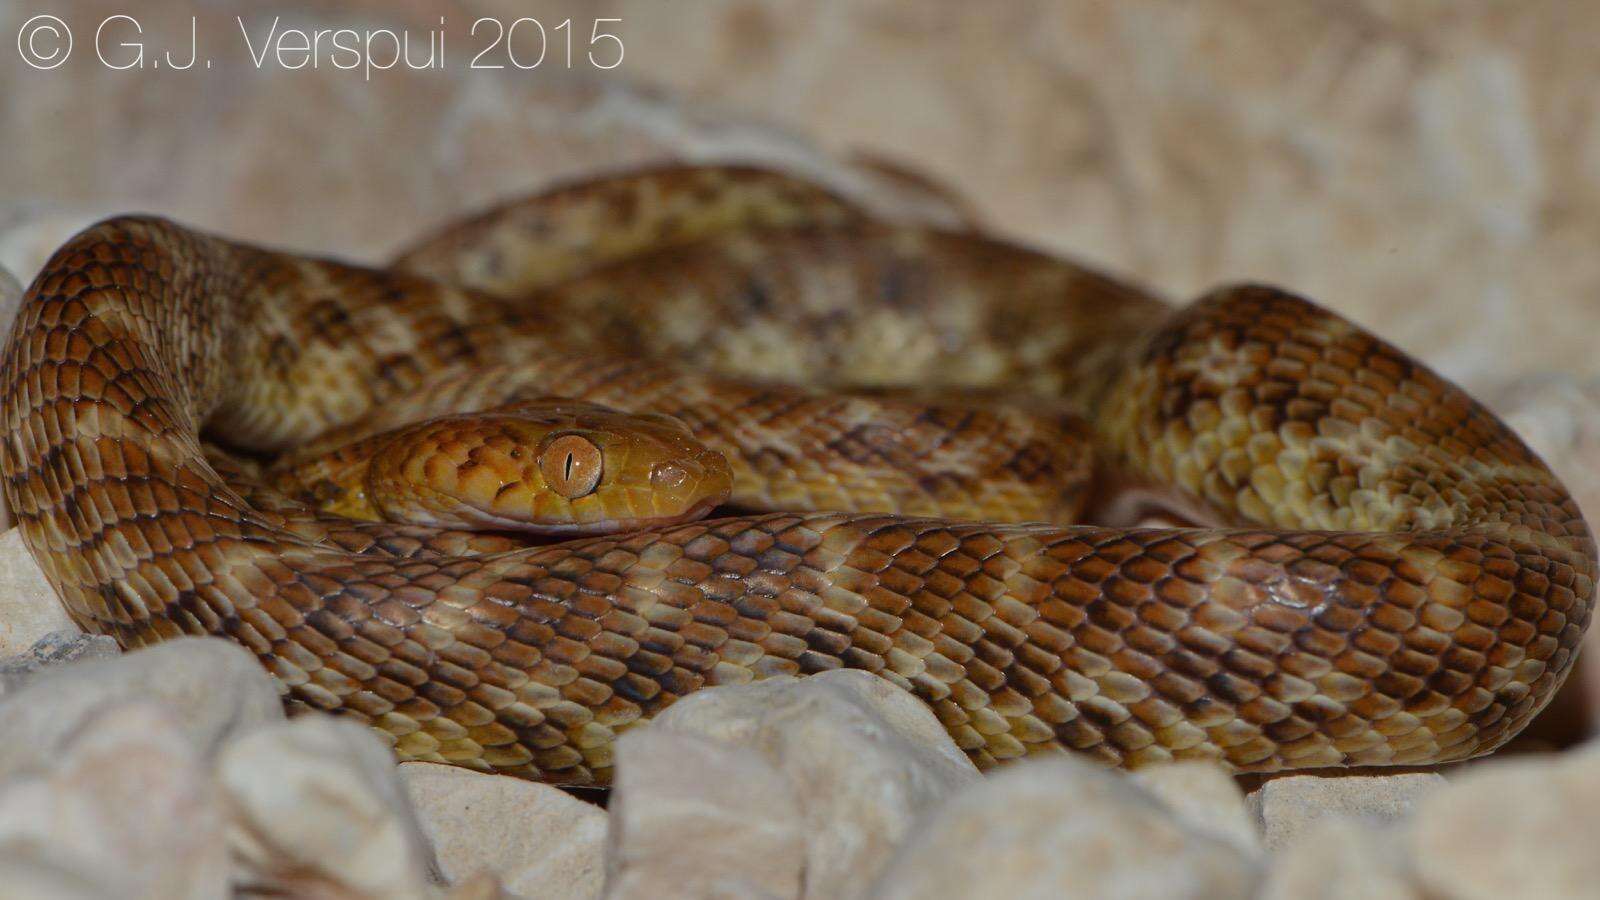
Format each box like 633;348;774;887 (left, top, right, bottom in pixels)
1;166;1593;784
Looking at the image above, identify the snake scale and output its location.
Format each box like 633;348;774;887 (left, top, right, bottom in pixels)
1;166;1593;784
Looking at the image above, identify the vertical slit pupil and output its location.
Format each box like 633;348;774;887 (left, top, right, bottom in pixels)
564;453;575;481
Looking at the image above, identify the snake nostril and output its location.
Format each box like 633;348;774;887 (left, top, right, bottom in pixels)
651;461;690;490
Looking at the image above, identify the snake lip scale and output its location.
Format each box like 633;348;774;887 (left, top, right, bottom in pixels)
1;168;1594;785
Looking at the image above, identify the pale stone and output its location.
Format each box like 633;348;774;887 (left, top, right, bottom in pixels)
400;761;606;900
606;729;803;900
648;670;980;898
1251;772;1445;850
0;211;97;293
0;263;18;312
0;632;120;695
0;702;229;899
0;847;117;900
1132;761;1261;853
219;715;439;899
1410;740;1600;899
0;529;76;655
868;757;1259;899
0;636;282;778
444;871;517;900
1259;818;1422;900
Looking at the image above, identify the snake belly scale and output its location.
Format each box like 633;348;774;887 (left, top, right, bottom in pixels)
1;167;1593;784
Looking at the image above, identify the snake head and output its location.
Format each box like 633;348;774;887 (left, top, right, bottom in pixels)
364;399;732;535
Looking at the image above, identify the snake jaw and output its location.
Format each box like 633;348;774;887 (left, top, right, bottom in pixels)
491;493;729;537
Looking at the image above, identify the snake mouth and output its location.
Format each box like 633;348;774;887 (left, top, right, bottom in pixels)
478;493;728;538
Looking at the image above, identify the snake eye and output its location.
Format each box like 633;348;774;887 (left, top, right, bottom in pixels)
539;434;603;499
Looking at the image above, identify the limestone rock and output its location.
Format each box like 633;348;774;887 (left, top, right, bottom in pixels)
606;728;804;900
0;631;120;695
0;529;75;655
219;715;439;899
647;669;980;898
1259;818;1421;900
1132;762;1261;853
443;871;518;900
868;757;1259;899
0;637;282;778
0;701;229;899
0;263;18;314
1410;740;1600;899
400;761;606;900
0;849;115;900
0;211;98;296
1251;772;1445;850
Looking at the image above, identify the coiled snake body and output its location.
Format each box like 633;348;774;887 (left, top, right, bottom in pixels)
2;166;1593;783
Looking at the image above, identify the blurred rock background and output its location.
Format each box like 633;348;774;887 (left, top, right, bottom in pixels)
5;0;1599;388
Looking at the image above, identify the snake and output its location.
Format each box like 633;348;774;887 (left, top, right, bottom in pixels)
1;165;1593;785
